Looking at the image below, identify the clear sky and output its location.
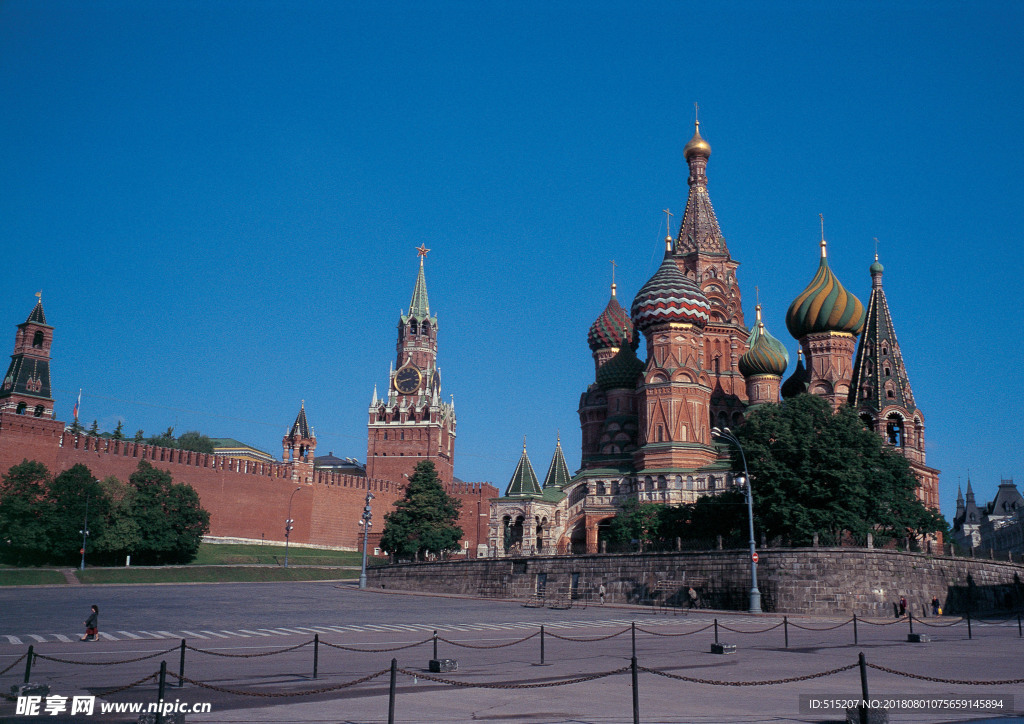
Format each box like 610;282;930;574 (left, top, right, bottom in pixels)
2;1;1022;523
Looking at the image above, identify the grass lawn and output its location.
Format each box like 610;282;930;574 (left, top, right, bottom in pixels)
77;566;358;584
0;569;67;586
191;542;383;567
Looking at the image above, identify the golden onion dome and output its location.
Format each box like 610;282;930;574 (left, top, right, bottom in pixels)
683;120;711;160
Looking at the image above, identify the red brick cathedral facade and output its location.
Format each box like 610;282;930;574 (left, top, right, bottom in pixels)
488;122;941;555
0;255;495;555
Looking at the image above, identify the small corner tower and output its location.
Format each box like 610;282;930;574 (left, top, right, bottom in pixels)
1;293;56;419
366;246;456;484
785;224;865;410
283;401;316;484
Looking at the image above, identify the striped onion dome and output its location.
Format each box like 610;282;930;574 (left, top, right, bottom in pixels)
785;240;866;339
631;237;710;333
596;341;645;391
739;305;789;377
588;285;635;352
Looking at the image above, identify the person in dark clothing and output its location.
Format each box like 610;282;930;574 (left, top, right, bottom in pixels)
931;596;940;616
898;596;907;617
81;605;99;641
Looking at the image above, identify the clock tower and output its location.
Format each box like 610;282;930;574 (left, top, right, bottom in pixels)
365;246;456;484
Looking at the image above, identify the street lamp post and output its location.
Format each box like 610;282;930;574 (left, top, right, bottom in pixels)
711;426;761;613
79;492;91;571
358;491;375;589
284;486;301;568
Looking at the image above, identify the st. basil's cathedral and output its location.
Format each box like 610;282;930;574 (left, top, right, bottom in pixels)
488;121;940;556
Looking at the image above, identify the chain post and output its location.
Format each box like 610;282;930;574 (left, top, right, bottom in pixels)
630;655;639;724
908;611;914;635
858;652;869;724
178;639;185;688
388;658;397;724
1017;611;1022;638
540;625;545;665
783;616;788;648
23;644;33;683
156;660;167;724
433;630;438;660
714;618;719;645
853;614;858;645
313;634;319;679
967;609;972;640
631;621;636;658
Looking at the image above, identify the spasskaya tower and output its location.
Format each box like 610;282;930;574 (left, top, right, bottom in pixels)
365;245;456;484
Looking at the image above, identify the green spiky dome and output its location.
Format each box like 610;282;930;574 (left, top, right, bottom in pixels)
596;342;645;391
786;241;865;338
739;307;789;377
588;287;635;352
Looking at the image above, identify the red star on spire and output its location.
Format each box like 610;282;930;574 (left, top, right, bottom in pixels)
416;244;430;258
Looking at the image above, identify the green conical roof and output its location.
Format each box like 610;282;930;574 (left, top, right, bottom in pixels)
543;435;572;489
504;442;543;498
408;257;430;322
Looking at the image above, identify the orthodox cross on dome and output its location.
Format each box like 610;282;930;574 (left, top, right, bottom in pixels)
35;291;41;302
819;213;827;256
663;208;673;236
694;102;699;123
610;259;618;295
873;236;880;260
416;244;430;258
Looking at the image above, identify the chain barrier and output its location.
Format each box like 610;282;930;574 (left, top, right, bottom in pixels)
634;623;714;637
170;669;389;697
973;615;1019;624
397;665;630;689
638;662;858;686
786;618;853;631
856;617;905;626
184;640;311;658
545;627;629;642
320;638;430;653
94;672;158;698
437;631;538;649
717;621;785;634
0;652;27;676
865;662;1024;686
34;646;178;666
915;617;965;628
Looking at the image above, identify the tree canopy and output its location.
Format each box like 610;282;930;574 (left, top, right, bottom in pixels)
0;459;210;566
379;460;462;560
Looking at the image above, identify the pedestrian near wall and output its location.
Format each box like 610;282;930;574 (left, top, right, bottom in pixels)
80;604;98;641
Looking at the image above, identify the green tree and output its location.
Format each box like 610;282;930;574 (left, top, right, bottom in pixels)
380;461;462;560
47;465;109;564
133;429;145;443
177;430;214;454
145;426;177;449
88;419;99;436
69;418;84;435
602;499;665;549
127;461;210;564
92;475;141;564
0;460;53;564
112;421;124;440
733;395;946;546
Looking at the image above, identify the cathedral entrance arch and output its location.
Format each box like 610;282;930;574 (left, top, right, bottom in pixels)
568;519;587;554
502;514;525;554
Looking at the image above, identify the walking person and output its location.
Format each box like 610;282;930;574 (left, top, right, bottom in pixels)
688;586;699;609
81;604;99;641
598;582;606;605
898;596;907;617
931;596;940;616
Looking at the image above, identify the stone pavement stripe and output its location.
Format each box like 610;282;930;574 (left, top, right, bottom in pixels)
223;630;253;637
27;634;47;642
321;626;355;634
117;631;144;639
178;630;210;639
98;632;118;640
3;636;22;645
200;630;231;639
155;631;177;638
52;634;72;642
273;627;307;635
137;631;165;639
360;624;402;631
256;628;294;635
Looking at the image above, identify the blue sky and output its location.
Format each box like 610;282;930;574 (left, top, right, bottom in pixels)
1;1;1022;522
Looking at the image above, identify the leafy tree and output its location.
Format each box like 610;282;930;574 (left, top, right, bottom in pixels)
88;420;99;436
380;461;462;560
47;465;109;564
603;499;665;548
127;461;210;564
0;460;53;564
733;395;946;546
145;427;177;449
177;430;214;454
112;421;124;440
133;429;145;443
92;475;141;563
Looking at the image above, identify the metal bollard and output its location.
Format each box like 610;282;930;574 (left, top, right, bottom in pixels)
178;639;185;688
966;610;972;640
908;612;914;635
433;630;438;660
714;618;719;645
540;625;545;665
783;616;788;648
313;634;319;679
630;655;639;724
858;652;869;724
157;660;167;724
1018;612;1022;638
631;621;636;658
388;658;397;724
24;644;33;684
853;614;858;645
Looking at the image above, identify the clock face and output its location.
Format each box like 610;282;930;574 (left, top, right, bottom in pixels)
395;365;422;394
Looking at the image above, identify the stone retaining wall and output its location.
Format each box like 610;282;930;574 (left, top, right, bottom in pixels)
367;548;1024;616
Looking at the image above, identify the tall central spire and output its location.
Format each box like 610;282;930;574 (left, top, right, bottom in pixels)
408;244;431;321
675;119;725;255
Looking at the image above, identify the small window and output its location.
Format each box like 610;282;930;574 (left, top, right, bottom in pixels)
34;405;44;417
32;331;44;348
16;402;26;415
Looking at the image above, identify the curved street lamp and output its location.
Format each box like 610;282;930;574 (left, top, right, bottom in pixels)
711;426;762;613
79;491;91;571
358;491;375;589
284;486;302;568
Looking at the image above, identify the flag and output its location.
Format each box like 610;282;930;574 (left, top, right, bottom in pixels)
73;389;81;420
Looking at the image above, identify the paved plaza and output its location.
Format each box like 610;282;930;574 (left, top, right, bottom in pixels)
1;581;1022;723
